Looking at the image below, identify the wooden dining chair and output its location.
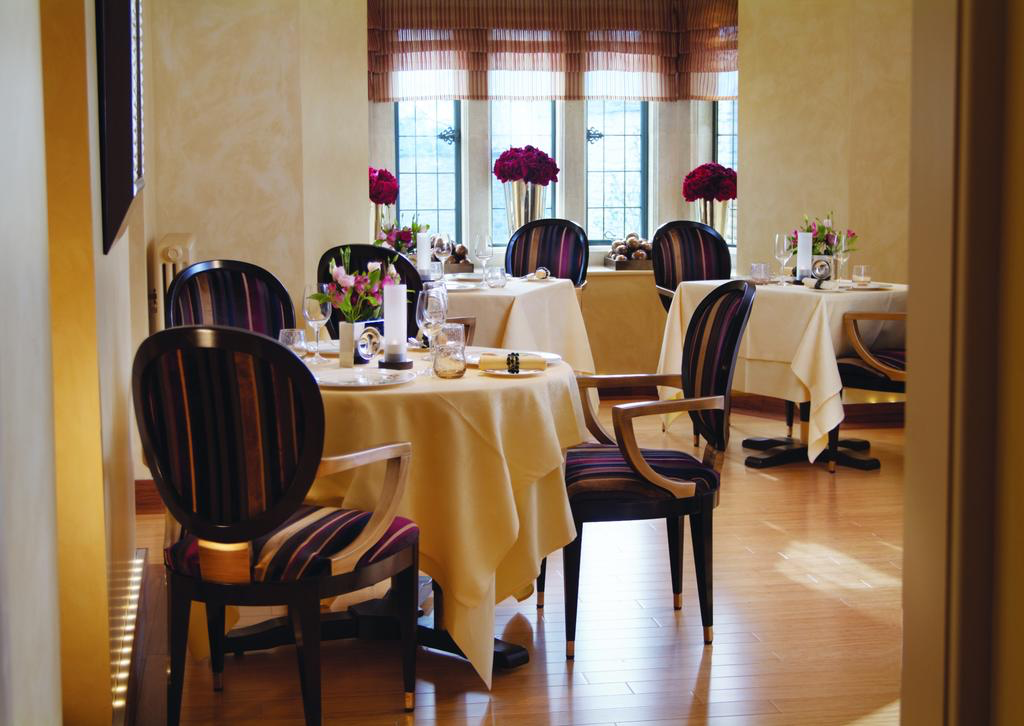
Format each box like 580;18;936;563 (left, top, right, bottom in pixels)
650;221;732;313
537;280;756;656
317;244;423;338
132;326;420;725
651;221;734;446
165;259;295;339
826;311;907;471
504;218;589;287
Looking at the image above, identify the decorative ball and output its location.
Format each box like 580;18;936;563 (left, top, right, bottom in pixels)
641;241;652;252
627;238;641;250
614;254;628;261
454;244;468;261
632;249;648;260
625;232;640;241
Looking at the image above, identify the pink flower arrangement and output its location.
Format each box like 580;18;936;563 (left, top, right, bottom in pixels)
493;145;560;186
682;162;737;202
369;166;399;206
785;212;858;255
309;247;400;323
374;215;429;256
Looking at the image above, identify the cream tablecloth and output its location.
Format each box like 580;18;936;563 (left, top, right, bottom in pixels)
657;280;907;461
305;356;586;686
445;278;596;373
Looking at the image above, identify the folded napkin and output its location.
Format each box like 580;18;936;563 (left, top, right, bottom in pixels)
802;277;839;291
478;352;547;373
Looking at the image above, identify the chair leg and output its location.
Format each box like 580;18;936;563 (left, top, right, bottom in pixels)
205;600;226;691
562;524;583;659
827;425;840;474
689;500;714;644
166;575;192;726
693;427;700;447
667;516;684;610
536;557;547;609
289;588;323;726
392;547;419;712
785;400;795;438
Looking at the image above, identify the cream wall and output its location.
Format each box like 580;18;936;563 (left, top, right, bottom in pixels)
0;0;63;721
150;0;370;314
737;0;912;283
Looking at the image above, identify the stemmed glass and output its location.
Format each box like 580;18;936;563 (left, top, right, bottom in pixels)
834;232;850;283
415;288;448;369
774;233;792;281
303;284;331;365
433;234;453;273
473;234;493;268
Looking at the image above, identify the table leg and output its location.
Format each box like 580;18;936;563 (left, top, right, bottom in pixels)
743;402;811;467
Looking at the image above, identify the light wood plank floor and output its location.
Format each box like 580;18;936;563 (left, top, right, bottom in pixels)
136;406;903;725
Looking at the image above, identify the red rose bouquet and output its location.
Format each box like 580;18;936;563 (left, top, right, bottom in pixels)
493;145;560;186
682;162;737;202
368;166;399;205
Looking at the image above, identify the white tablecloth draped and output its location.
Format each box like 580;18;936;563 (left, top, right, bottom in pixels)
658;280;908;460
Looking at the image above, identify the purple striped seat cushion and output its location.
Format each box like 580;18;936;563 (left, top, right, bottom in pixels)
565;444;719;501
837;348;906;392
165;505;418;582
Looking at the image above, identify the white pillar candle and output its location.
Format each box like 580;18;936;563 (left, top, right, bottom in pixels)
797;232;812;276
416;232;431;272
383;283;407;360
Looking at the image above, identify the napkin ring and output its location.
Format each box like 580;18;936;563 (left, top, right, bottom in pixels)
506;353;520;374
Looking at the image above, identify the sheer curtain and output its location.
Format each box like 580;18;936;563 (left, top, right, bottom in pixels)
367;0;738;102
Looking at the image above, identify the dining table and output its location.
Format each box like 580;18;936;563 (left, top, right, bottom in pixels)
658;279;908;465
296;351;587;687
441;276;596;374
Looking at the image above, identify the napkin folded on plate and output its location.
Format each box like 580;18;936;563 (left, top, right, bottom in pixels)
802;277;839;291
478;353;547;372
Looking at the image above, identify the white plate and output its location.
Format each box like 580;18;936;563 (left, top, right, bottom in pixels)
449;272;483;282
465;347;562;367
314;368;417;389
847;283;894;291
445;281;482;291
480;368;545;378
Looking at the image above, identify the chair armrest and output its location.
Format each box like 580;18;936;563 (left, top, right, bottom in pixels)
610;396;725;498
842;313;907;382
656;285;675;302
575;373;684;444
317;442;412;575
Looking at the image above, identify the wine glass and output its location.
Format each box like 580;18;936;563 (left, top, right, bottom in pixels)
473;234;493;268
834;232;851;283
303;284;331;364
433;234;453;272
774;233;791;281
415;288;448;364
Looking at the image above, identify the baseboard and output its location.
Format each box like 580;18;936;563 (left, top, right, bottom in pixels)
117;548;148;726
135;479;162;514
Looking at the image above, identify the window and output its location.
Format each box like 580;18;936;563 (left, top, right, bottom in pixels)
490;100;556;243
394;100;461;238
585;100;648;242
713;100;738;248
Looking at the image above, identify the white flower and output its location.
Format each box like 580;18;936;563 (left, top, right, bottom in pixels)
367;261;382;272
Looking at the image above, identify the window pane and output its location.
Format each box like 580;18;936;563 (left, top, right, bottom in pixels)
585;100;648;242
395;100;461;240
714;99;738;254
490;100;556;244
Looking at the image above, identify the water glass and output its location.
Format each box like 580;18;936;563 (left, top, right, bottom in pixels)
852;265;872;285
834;232;850;281
473;234;493;266
433;234;453;267
432;323;466;379
278;328;307;358
484;265;508;288
750;262;771;284
415;288;448;354
302;284;332;364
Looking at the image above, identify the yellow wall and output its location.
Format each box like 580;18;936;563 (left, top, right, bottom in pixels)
738;0;912;283
40;0;142;721
0;0;63;721
150;0;370;312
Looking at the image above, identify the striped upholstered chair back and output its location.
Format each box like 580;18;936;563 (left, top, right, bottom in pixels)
132;326;325;543
505;218;589;286
166;260;295;340
651;221;733;311
681;280;756;453
317;244;422;338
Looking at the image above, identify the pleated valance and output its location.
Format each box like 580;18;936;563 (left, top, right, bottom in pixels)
367;0;738;102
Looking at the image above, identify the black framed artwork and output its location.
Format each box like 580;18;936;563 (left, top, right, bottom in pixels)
95;0;143;253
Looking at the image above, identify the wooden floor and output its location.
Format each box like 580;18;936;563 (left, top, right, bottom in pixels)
135;406;903;725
